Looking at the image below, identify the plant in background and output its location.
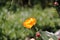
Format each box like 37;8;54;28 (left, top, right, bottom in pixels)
0;0;60;40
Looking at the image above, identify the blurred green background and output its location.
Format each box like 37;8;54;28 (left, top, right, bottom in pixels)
0;0;60;40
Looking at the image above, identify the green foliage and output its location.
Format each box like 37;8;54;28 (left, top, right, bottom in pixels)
0;6;60;40
0;0;60;40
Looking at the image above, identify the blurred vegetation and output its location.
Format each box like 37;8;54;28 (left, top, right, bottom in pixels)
0;0;60;40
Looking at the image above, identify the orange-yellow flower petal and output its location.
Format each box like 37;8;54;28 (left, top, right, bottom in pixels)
23;18;36;29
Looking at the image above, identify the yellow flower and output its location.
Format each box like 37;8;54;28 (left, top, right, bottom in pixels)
23;18;36;29
49;38;54;40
